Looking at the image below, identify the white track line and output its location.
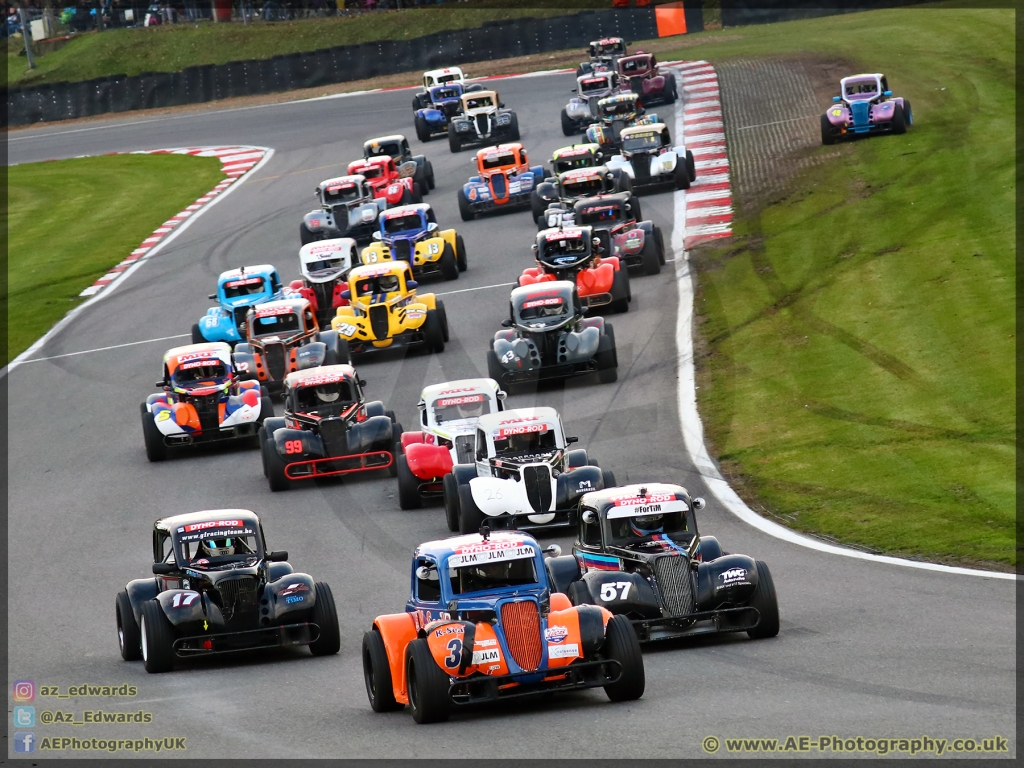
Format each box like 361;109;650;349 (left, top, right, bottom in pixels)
671;66;1013;581
17;334;191;364
435;281;516;296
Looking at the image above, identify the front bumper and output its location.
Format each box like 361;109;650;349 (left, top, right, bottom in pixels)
468;193;533;215
482;507;576;531
350;329;429;355
632;606;760;643
498;359;599;385
284;450;393;480
449;658;621;705
172;622;318;656
162;423;259;448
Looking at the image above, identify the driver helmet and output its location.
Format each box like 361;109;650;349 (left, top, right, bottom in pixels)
629;514;665;537
378;275;399;292
201;537;235;557
456;398;481;419
315;385;340;403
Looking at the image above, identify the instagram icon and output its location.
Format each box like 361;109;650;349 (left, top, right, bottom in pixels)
12;680;35;702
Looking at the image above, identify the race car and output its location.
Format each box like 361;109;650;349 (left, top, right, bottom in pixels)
488;281;618;390
605;123;696;192
361;529;644;723
519;225;631;314
141;342;273;462
232;298;348;397
821;73;912;144
584;92;658;153
413;81;487;142
447;90;520;152
362;134;435;195
192;265;288;345
547;483;780;644
260;365;402;491
547;143;607;176
457;143;545;221
412;66;467;110
562;69;620;136
331;261;449;357
444;407;616;533
395;378;505;511
115;509;340;672
577;36;628;77
345;155;422;207
288;239;357;329
531;165;631;226
571;195;665;275
361;203;467;281
617;52;678;107
301;174;388;246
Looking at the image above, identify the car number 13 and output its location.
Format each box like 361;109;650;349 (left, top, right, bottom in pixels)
600;582;632;601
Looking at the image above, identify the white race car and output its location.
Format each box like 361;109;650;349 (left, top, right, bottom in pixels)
290;238;357;329
604;123;696;192
395;378;506;512
444;407;615;534
562;69;619;136
412;66;467;110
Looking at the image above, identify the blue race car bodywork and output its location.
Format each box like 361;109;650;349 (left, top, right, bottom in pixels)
413;84;466;141
193;265;286;344
460;165;546;217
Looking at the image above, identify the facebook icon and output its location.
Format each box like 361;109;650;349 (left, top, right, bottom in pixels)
14;731;35;753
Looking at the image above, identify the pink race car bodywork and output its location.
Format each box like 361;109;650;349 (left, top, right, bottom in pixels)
822;73;913;144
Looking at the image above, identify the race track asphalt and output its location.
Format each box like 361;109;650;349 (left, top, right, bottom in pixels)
6;72;1016;759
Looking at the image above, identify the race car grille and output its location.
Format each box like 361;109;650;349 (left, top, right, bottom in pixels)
310;282;333;314
391;239;412;262
522;464;552;514
216;576;259;623
191;393;221;433
454;435;475;465
475;113;489;135
630;152;652;181
441;101;460;117
500;600;543;672
318;418;349;457
232;306;250;335
490;172;508;199
851;100;870;127
263;343;287;382
653;555;695;617
369;305;390;340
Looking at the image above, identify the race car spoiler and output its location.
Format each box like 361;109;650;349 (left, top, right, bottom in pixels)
449;658;622;705
633;606;760;643
172;622;318;656
284;450;393;480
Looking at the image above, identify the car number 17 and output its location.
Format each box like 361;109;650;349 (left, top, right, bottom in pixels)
599;582;631;601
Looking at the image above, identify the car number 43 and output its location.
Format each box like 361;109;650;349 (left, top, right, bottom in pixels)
600;582;632;601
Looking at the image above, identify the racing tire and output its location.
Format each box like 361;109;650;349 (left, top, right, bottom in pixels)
414;168;430;197
258;426;270;477
561;108;577;136
641;233;662;276
439;243;459;281
507;113;521;142
300;222;322;246
442;473;461;532
116;591;142;661
437;300;450;342
405;638;452;724
667;73;679;103
653;224;666;265
426;162;436;189
455;234;468;272
141;405;168;462
264;437;291;492
322;348;340;366
625;193;641;222
892;103;907;135
363;630;402;712
685;150;696;182
397;453;423;510
309;582;342;656
486;349;506;386
673;158;691;190
746;561;780;639
414;114;431;143
423;309;445;354
567;579;593;606
190;322;205;344
254;396;275;446
387;424;404;478
140;601;175;674
448;125;462;153
457;188;475;221
595;326;618;384
609;269;630;314
601;469;617;489
335;338;351;365
457;483;485;535
601;615;645;702
820;114;837;146
903;99;913;126
412;93;427;111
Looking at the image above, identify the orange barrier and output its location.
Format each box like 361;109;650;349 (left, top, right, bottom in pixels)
656;1;688;37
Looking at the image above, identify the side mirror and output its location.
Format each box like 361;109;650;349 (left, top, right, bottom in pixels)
832;96;842;103
883;90;893;97
267;550;289;562
407;280;418;289
208;293;217;300
155;380;166;387
496;389;507;400
581;509;597;524
426;222;438;232
499;102;506;108
415;565;434;580
566;435;579;444
340;289;351;300
500;318;513;328
543;544;562;558
152;562;176;575
372;231;382;240
358;378;367;387
570;88;577;93
692;497;706;511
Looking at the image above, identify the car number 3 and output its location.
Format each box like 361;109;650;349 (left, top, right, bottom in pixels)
444;638;462;668
599;582;632;601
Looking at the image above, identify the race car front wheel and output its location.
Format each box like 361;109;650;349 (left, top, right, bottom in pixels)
596;326;618;384
414;114;431;143
263;438;291;492
116;591;142;661
673;159;691;191
397;454;423;510
561;108;577;137
641;235;661;276
820;114;837;146
363;630;402;712
423;309;446;354
746;561;780;640
406;639;452;724
601;615;645;702
309;582;341;656
457;483;485;535
601;470;617;489
457;189;475;221
141;405;168;462
190;322;205;344
140;601;175;674
439;244;459;281
443;473;461;532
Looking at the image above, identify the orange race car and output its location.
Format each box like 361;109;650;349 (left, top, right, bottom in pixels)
361;530;645;723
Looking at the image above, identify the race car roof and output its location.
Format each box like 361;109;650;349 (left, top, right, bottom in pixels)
219;265;276;282
414;530;540;562
156;509;261;534
284;364;358;389
599;92;640;105
462;89;497;102
425;66;464;78
382;203;431;219
250;298;310;316
477;142;524;159
420;378;501;403
559;166;607;181
350;155;391;168
620;123;668;138
299;238;356;262
364;134;406;147
552;143;600;159
509;280;576;308
581;483;690;516
348;261;413;280
164;342;232;368
320;174;364;188
476;406;561;435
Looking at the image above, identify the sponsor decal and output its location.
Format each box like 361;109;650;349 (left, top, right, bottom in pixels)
224;277;263;288
544;625;569;643
437;387;478;396
179;359;219;370
176;350;222;363
184;520;243;533
437;394;485;407
522;297;563;310
472;648;501;665
475;638;497;648
280;583;310;597
285;595;305;604
719;567;748;585
449;543;534;568
547;643;579;659
178;527;254;542
432;625;464;638
255;305;296;318
496;423;549;437
325;184;355;193
293;371;347;387
356;263;399;278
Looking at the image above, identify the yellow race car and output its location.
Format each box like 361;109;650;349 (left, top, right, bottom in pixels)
360;203;467;282
331;261;449;357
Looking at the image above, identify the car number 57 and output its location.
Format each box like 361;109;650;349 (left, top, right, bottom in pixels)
600;582;632;601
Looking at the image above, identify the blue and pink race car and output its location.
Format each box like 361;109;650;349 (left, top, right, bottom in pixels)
821;73;912;144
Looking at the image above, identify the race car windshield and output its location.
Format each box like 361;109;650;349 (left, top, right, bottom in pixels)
579;206;622;225
597;42;625;55
580;78;609;94
436;73;459;84
367;143;400;159
465;96;494;110
433;394;488;424
251;313;301;337
223;279;267;298
517;297;568;324
602;101;636;117
354;275;401;296
563;177;605;196
482;152;515;170
554;155;595;173
383;214;423;235
359;166;383;180
844;81;878;97
179;533;260;568
173;362;226;383
621;133;662;153
323;184;360;204
607;510;689;546
294;380;356;414
541;237;588;261
620;58;650;74
493;428;557;456
305;256;347;275
449;557;538;594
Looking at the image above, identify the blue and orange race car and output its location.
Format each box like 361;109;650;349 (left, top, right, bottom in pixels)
192;265;287;345
457;143;545;221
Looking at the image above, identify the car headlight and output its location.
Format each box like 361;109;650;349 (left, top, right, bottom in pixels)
456;123;470;132
361;209;375;223
496;114;510;126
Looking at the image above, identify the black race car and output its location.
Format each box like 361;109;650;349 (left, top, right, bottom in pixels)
115;509;340;673
546;482;780;643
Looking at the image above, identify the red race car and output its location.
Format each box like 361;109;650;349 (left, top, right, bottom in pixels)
346;155;422;207
618;51;678;107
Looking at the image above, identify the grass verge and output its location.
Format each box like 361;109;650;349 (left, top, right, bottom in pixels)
660;7;1015;567
6;154;225;365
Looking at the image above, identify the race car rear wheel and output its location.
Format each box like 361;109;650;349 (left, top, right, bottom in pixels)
439;244;459;281
437;300;450;342
641;234;662;276
442;473;461;532
892;103;908;134
903;99;913;126
264;437;291;492
116;591;142;661
190;322;205;344
455;234;468;272
626;192;640;220
596;326;618;384
685;150;696;182
609;269;630;313
746;560;780;639
363;630;402;712
426;161;436;189
423;309;446;354
388;424;404;478
673;158;691;190
414;114;431;143
561;108;577;136
486;349;506;387
141;405;168;462
457;483;485;535
406;638;452;724
309;582;342;656
820;114;837;146
653;224;666;265
601;469;617;489
666;72;679;103
300;222;322;246
457;188;475;221
397;454;423;510
601;615;645;702
140;601;175;674
507;112;521;141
